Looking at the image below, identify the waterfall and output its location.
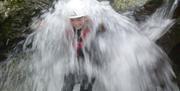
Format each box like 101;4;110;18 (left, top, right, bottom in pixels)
0;0;179;91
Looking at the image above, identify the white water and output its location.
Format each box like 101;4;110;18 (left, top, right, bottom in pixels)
0;0;179;91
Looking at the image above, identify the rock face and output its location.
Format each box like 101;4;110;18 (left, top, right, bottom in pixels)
0;0;53;62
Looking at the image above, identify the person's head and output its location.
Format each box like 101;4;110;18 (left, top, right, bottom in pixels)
66;0;88;29
69;16;88;30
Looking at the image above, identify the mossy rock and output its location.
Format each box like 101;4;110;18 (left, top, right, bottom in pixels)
112;0;148;11
0;0;53;62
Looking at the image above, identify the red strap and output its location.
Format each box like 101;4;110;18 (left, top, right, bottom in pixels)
82;28;91;39
66;28;91;55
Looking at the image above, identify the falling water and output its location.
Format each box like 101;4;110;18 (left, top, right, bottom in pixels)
0;0;179;91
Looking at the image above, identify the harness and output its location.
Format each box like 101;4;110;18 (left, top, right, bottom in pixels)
74;27;90;57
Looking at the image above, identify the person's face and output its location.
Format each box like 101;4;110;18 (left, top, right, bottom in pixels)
70;17;86;30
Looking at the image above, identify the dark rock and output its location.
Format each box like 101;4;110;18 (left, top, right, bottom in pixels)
0;0;54;62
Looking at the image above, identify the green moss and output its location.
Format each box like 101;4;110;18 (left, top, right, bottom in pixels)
112;0;148;11
0;0;53;61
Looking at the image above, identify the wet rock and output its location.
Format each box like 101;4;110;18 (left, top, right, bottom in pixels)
0;0;54;62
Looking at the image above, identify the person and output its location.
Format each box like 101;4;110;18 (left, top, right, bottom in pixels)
61;1;95;91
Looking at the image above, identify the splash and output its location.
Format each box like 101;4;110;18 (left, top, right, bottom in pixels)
0;0;179;91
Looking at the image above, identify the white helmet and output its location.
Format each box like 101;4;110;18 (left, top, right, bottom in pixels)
66;0;87;18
